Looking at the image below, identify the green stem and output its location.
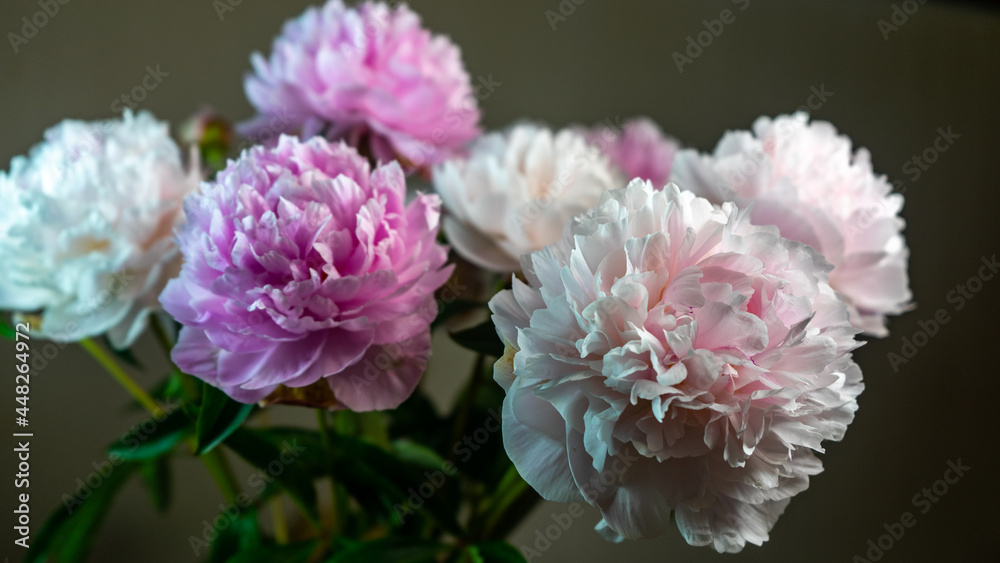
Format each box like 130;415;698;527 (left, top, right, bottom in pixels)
447;353;486;465
80;338;164;417
272;497;289;544
150;315;242;509
200;446;241;504
317;410;342;536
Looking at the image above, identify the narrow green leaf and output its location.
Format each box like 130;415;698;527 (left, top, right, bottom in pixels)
140;457;172;513
392;440;448;471
195;383;255;455
449;318;504;357
329;538;448;563
108;408;192;461
26;462;140;563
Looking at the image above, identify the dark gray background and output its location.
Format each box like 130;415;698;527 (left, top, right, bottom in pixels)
1;1;998;561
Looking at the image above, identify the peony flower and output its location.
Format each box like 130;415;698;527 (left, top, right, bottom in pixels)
490;181;863;552
161;135;451;411
433;123;622;272
241;0;480;171
581;117;678;188
670;113;911;336
0;110;199;348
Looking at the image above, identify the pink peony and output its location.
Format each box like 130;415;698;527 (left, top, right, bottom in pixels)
582;117;678;188
161;135;452;410
241;0;481;170
490;181;863;552
670;113;911;336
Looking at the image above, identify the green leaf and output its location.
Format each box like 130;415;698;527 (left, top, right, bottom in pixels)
195;383;256;455
329;537;448;563
108;408;192;461
392;440;448;471
224;540;319;563
468;541;526;563
140;457;172;513
329;432;463;536
223;428;321;527
209;511;261;563
449;318;504;357
27;462;140;563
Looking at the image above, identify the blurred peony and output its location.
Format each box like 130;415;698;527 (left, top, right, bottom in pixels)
670;113;911;336
241;0;480;171
490;181;863;552
433;123;622;272
161;135;451;411
0;110;199;348
581;117;678;188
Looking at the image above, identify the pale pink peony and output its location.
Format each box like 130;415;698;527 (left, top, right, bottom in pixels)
581;117;678;188
241;0;480;170
160;135;451;410
0;110;199;349
433;123;622;272
490;181;863;552
670;113;911;336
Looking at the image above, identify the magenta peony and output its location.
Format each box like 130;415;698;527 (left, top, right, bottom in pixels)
241;0;480;170
161;135;451;410
670;113;911;336
490;181;863;552
582;117;678;188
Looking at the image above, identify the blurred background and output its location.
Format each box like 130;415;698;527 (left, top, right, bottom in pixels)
1;0;998;561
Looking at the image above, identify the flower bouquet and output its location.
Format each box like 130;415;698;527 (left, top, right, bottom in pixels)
2;1;910;561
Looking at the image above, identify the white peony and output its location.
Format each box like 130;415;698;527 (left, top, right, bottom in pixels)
490;181;863;552
0;111;199;348
670;113;911;336
433;123;622;272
